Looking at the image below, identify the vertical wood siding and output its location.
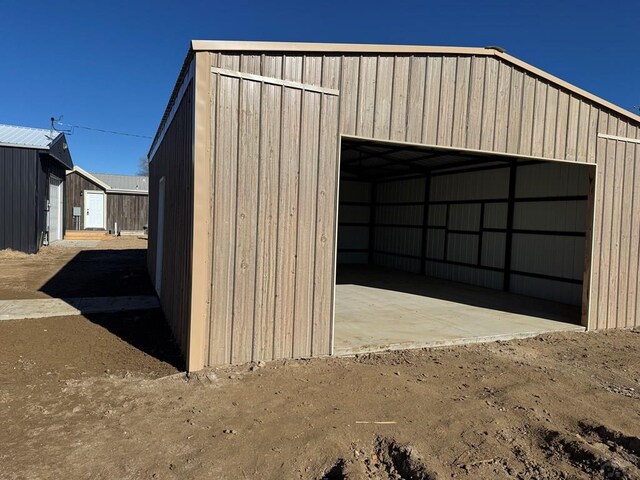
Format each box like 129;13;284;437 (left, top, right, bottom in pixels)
206;66;340;365
106;194;149;231
148;81;194;356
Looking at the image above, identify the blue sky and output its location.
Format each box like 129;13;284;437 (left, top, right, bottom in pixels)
1;0;638;175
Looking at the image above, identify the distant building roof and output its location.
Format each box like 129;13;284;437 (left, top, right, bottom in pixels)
0;124;61;149
93;173;149;192
66;166;148;194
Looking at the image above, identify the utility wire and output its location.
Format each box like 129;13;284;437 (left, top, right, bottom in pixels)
55;121;153;139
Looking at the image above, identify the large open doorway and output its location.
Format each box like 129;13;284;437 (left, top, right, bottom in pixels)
334;137;595;355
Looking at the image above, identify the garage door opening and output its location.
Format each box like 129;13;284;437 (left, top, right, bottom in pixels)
334;138;595;355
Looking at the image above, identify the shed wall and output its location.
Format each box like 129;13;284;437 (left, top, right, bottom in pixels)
148;80;195;356
0;146;38;253
210;51;640;331
106;193;149;232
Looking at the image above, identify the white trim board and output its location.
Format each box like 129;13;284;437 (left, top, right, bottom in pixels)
210;67;340;95
597;133;640;144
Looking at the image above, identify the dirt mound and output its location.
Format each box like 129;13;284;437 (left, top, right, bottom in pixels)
543;424;640;479
320;437;438;479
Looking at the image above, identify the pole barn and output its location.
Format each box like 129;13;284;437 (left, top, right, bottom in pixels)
147;41;640;372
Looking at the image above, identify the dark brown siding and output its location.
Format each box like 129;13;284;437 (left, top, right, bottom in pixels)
148;80;194;356
106;193;148;231
64;171;103;230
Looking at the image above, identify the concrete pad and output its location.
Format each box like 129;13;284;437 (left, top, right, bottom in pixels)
0;296;159;321
49;240;100;248
334;266;585;356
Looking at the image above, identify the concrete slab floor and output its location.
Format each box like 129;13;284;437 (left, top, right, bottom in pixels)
334;266;585;356
0;296;160;321
48;240;101;248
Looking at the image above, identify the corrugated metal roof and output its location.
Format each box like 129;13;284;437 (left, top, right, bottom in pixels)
0;124;61;149
93;173;149;192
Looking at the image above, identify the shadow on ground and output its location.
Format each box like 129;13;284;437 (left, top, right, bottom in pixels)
38;248;184;371
39;249;155;298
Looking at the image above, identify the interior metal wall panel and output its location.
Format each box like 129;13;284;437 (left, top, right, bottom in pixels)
371;176;426;271
425;260;504;289
337;179;370;264
483;203;508;228
430;167;509;201
374;252;421;272
510;274;583;306
377;177;425;202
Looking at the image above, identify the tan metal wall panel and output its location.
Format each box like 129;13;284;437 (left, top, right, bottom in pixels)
148;80;194;358
206;70;339;365
627;129;640;328
293;89;322;357
406;56;427;144
390;56;410;142
466;56;485;150
312;93;340;356
209;74;240;364
231;78;261;364
252;82;281;362
374;56;393;140
423;57;442;145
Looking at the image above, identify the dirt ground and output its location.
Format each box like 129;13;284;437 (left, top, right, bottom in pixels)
1;240;640;479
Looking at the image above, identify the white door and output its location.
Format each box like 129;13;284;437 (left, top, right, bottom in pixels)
48;180;63;242
155;177;165;295
84;191;105;229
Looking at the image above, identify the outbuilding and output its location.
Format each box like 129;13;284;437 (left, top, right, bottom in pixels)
148;41;640;371
0;124;73;253
65;166;149;234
